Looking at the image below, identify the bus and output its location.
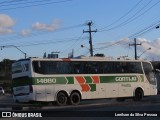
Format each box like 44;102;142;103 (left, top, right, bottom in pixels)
12;57;157;106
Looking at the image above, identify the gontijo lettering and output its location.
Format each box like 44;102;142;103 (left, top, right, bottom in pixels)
115;77;137;82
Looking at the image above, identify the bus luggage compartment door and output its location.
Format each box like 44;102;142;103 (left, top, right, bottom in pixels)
45;86;54;101
35;86;54;101
35;86;46;101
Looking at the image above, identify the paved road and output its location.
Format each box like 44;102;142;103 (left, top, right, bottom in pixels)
0;94;160;119
0;94;160;111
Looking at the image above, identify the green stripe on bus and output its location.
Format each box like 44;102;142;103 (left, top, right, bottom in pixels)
12;75;144;87
89;84;96;91
100;76;143;83
33;77;67;85
84;76;93;83
66;77;74;84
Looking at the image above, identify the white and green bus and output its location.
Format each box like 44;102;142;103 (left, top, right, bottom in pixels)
12;57;157;105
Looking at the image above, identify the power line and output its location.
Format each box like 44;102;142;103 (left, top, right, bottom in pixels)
13;36;88;48
61;33;86;53
129;19;160;38
99;0;143;31
99;0;159;32
0;24;84;42
0;0;73;11
95;39;129;50
0;0;28;5
0;0;56;7
118;0;160;30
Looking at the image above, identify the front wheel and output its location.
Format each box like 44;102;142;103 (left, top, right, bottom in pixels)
69;92;81;105
133;89;143;101
56;92;68;106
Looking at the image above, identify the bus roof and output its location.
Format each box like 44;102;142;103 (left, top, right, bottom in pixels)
14;57;151;63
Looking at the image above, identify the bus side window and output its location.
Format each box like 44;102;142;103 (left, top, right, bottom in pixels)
33;61;44;74
33;61;41;74
84;62;90;74
91;62;98;74
121;62;127;73
82;62;97;74
115;62;121;73
129;62;143;74
103;62;113;74
70;62;83;74
73;63;81;74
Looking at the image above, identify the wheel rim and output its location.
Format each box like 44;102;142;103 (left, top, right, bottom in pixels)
134;90;143;101
58;95;66;104
70;93;80;105
72;95;79;103
136;92;142;100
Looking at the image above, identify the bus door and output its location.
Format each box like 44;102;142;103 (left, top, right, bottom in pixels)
143;62;157;95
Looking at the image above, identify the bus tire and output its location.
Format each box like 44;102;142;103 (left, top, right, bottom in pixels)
56;92;68;106
69;92;81;105
133;88;143;101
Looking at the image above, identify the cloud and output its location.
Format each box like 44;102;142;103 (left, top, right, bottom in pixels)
20;29;31;36
0;27;13;34
32;19;61;31
97;38;160;60
136;38;160;59
0;14;15;35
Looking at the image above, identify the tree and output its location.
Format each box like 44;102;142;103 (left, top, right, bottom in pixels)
94;53;105;57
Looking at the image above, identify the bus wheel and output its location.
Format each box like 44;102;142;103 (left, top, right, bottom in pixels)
133;88;143;101
69;92;81;105
56;92;68;106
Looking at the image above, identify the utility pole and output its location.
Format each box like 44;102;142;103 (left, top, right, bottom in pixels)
129;38;141;60
83;21;97;56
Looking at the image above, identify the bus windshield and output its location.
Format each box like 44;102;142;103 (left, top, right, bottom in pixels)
12;61;29;74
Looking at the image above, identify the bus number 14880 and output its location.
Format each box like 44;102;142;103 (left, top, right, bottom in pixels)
36;78;56;84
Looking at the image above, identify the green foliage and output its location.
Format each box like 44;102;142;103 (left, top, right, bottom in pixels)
0;59;14;92
94;53;105;57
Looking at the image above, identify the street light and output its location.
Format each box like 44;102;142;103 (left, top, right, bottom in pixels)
0;45;27;59
138;47;151;58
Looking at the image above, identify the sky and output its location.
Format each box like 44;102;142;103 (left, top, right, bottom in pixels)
1;0;160;61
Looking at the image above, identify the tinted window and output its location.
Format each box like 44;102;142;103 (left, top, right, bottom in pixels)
32;61;143;74
33;61;73;74
103;62;143;74
12;62;29;74
142;62;156;85
12;63;23;73
143;62;152;74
